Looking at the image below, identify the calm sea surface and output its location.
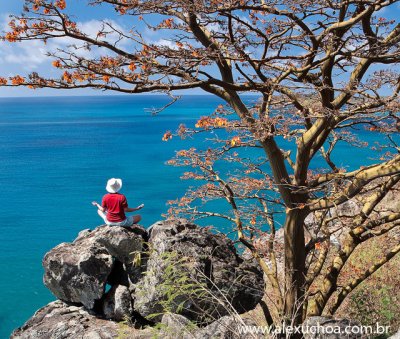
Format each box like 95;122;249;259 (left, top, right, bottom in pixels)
0;95;390;338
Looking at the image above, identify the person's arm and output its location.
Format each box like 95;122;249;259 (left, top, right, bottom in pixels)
92;201;106;213
124;204;144;213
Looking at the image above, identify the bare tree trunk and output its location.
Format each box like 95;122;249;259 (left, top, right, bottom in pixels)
284;208;307;327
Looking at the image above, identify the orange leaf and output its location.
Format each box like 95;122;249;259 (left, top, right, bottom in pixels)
162;131;172;141
62;71;73;83
128;62;136;71
11;75;25;85
55;0;66;10
52;60;62;68
230;136;241;146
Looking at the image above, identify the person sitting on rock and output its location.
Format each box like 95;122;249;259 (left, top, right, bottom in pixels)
92;178;144;227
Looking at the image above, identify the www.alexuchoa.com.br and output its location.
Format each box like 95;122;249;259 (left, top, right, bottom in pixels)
238;322;391;336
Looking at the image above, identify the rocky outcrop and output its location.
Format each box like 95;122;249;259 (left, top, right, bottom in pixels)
389;328;400;339
195;315;262;339
14;220;264;337
43;225;146;310
158;313;195;339
10;300;147;339
133;220;264;323
102;285;133;321
157;313;263;339
12;303;259;339
42;239;113;310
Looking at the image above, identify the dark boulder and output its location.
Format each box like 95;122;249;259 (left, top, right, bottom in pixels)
133;220;264;323
17;221;264;337
42;240;113;310
43;225;146;309
102;284;133;321
158;313;196;339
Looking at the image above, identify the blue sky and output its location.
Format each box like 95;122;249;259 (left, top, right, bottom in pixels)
0;1;399;97
0;0;184;97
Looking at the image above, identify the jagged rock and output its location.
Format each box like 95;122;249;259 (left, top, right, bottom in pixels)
302;316;362;339
158;313;197;339
43;225;146;309
16;221;265;337
92;225;147;264
11;303;259;339
79;225;147;285
102;285;133;321
157;313;263;339
133;220;264;323
389;328;400;339
42;240;113;310
10;300;146;339
195;315;262;339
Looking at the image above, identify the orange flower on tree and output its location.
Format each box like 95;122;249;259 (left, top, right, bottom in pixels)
230;136;241;146
177;150;189;157
128;62;136;71
5;32;18;42
0;77;8;85
72;72;85;82
52;60;62;68
315;242;324;250
162;131;172;141
55;0;66;10
195;117;228;129
11;76;25;85
62;71;73;83
163;18;174;28
65;20;76;29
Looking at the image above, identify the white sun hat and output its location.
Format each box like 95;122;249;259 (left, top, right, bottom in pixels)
106;178;122;193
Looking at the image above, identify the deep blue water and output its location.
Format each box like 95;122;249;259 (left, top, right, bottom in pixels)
0;95;393;338
0;95;224;338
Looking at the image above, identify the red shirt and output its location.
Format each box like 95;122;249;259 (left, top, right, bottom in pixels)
102;193;128;222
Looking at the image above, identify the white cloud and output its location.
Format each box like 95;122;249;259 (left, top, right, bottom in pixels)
2;41;50;71
151;38;178;49
0;15;131;72
0;14;50;70
205;22;221;33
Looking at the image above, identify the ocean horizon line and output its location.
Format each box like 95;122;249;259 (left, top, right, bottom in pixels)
0;93;261;99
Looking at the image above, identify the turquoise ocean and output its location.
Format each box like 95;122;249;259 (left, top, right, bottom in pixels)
0;95;391;338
